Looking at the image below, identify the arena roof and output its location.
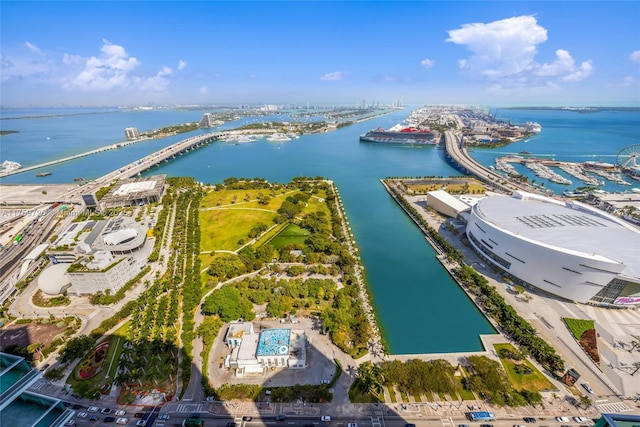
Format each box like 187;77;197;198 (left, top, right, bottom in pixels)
473;192;640;279
38;263;71;295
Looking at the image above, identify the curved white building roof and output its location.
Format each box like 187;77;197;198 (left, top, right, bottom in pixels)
38;263;71;295
103;228;138;246
472;192;640;279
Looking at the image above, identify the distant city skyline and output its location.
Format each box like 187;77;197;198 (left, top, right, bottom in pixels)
1;1;639;108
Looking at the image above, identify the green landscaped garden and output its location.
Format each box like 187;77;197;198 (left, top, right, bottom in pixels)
494;343;555;392
66;322;129;398
267;223;310;249
563;318;595;340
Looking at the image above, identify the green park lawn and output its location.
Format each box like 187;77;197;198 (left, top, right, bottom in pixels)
563;318;595;340
267;223;310;249
494;343;555;392
200;208;277;251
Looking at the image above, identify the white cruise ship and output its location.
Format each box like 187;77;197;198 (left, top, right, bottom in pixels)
523;122;542;133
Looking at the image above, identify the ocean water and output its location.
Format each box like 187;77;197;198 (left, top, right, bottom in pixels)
472;109;640;194
2;107;637;354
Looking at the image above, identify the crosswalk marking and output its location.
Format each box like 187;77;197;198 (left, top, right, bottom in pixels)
176;403;203;413
597;401;632;413
442;418;455;427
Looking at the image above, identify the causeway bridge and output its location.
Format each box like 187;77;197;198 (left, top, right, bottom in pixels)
96;131;226;183
0;131;231;180
442;130;532;194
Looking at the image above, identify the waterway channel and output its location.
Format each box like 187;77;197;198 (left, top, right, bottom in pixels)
1;108;497;354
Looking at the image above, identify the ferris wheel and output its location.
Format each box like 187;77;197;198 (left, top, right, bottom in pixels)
616;144;640;171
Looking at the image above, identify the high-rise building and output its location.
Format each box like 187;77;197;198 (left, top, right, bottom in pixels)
0;352;74;426
124;127;140;140
198;113;215;128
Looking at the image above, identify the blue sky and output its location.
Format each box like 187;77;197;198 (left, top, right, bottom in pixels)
1;1;639;107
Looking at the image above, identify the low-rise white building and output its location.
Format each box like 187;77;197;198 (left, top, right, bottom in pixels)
224;322;307;376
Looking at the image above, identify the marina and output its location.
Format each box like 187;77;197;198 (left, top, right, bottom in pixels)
494;155;632;188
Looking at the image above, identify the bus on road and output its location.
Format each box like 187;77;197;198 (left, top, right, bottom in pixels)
467;412;496;422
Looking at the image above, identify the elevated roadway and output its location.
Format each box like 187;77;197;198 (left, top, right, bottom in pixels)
0;137;151;179
442;130;532;194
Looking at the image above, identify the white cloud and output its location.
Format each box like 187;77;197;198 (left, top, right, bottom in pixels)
536;49;593;82
446;15;594;88
319;71;349;81
178;59;187;70
420;58;435;70
447;15;547;77
64;39;175;93
66;39;140;91
25;41;43;56
135;66;173;92
630;50;640;63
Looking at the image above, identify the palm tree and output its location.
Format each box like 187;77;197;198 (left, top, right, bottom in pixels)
579;395;592;409
357;362;384;399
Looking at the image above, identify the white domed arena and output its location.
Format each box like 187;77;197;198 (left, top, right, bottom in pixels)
465;191;640;306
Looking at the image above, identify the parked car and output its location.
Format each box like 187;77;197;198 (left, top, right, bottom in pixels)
116;418;129;425
321;416;331;422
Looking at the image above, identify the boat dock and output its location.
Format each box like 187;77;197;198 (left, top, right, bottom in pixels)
496;156;631;187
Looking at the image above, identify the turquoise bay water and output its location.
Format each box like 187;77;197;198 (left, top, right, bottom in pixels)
3;107;638;353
